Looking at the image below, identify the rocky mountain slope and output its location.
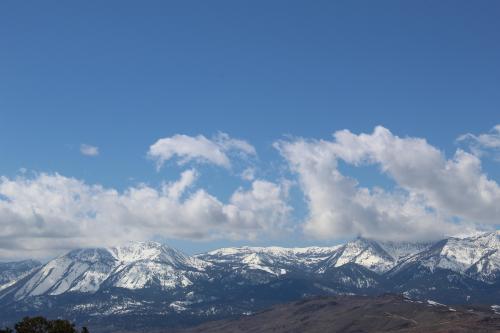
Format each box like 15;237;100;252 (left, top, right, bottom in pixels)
179;294;500;333
1;241;209;301
0;260;40;292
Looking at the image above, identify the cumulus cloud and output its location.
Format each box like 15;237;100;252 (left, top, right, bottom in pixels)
457;125;500;159
276;126;500;241
148;133;256;170
80;144;99;157
163;169;198;200
0;172;290;260
3;126;499;259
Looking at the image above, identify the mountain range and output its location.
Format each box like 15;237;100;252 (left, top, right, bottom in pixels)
0;231;499;332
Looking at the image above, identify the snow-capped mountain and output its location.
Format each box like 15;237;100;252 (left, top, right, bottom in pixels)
0;260;40;292
12;248;116;299
198;238;433;277
389;231;500;282
1;233;499;331
197;245;341;276
318;237;434;274
5;242;210;301
106;241;209;290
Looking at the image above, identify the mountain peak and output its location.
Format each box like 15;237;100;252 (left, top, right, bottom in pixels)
66;247;116;263
109;241;196;268
321;237;435;274
322;238;395;274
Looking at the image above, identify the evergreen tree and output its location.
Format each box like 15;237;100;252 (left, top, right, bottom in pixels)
14;317;49;333
47;320;76;333
6;317;88;333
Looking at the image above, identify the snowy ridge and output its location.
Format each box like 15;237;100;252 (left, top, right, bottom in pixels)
14;248;118;299
106;241;210;290
390;231;500;282
377;240;433;262
0;260;41;292
318;237;434;274
2;232;500;305
198;245;342;275
319;238;395;274
109;241;207;269
198;238;434;276
10;242;211;300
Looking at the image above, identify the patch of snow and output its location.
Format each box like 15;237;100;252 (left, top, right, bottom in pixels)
170;301;187;312
427;300;446;307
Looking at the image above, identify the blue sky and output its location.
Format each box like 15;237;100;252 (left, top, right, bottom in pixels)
1;1;499;258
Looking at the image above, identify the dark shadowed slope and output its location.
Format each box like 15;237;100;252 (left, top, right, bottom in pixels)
179;294;500;333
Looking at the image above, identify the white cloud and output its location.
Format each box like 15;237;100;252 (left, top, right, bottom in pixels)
148;133;256;170
276;126;500;241
80;144;99;157
0;172;290;261
3;126;499;259
241;167;256;181
457;124;500;159
163;169;198;200
226;180;292;237
213;132;256;156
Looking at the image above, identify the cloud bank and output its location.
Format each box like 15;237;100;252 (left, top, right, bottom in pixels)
1;128;499;260
0;172;290;260
276;126;500;241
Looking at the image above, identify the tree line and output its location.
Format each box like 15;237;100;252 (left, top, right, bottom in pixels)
0;317;89;333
